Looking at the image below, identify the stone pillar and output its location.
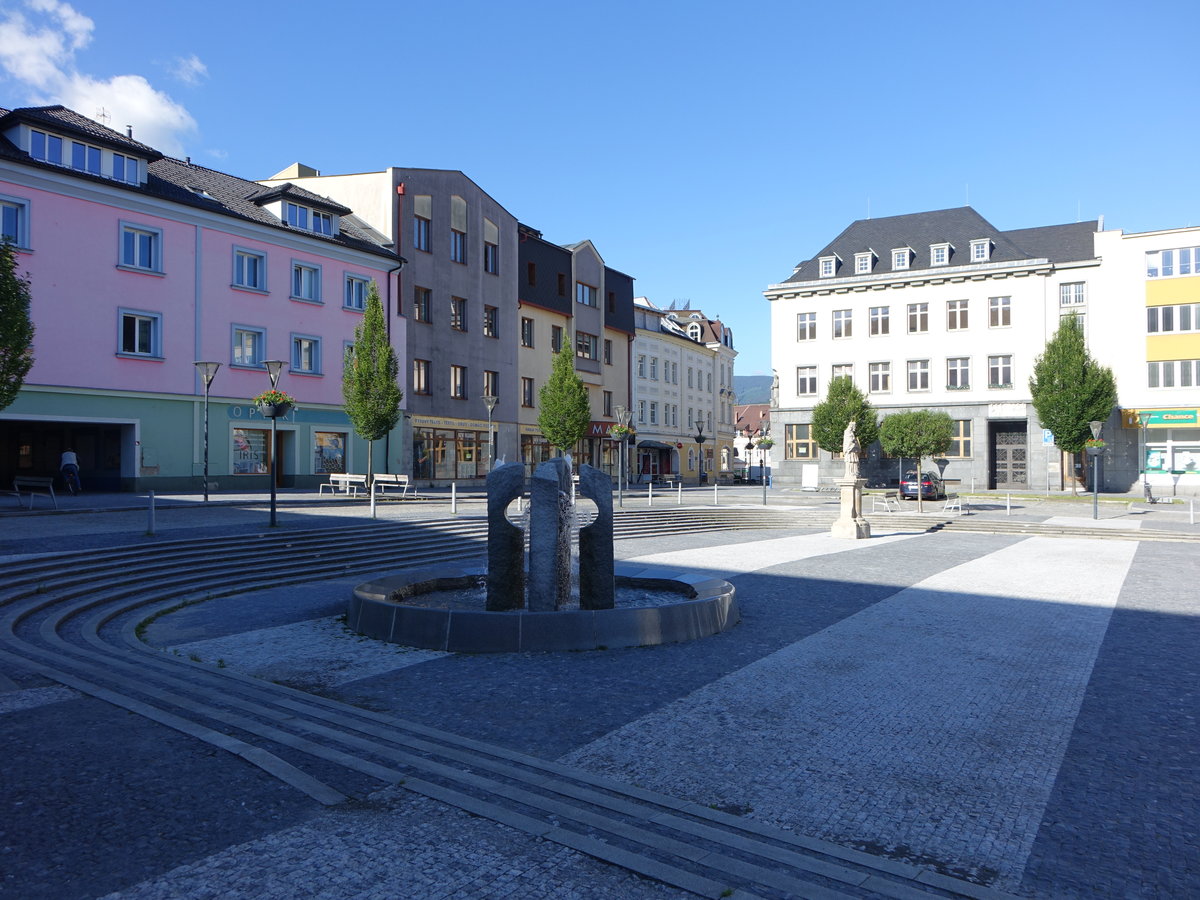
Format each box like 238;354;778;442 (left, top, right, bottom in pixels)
528;457;572;611
485;462;526;611
577;463;614;610
830;477;871;540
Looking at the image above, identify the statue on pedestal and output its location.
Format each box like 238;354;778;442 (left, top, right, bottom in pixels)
842;419;861;480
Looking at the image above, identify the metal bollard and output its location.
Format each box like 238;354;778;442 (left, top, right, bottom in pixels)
146;490;156;535
451;482;457;515
713;482;718;506
1191;498;1195;526
647;482;653;507
1006;493;1011;516
677;481;683;505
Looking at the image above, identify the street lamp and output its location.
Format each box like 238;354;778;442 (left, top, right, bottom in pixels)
695;420;707;485
263;359;285;527
194;361;220;502
483;394;498;469
615;404;632;507
1088;419;1103;520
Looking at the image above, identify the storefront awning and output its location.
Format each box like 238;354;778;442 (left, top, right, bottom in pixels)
638;440;674;450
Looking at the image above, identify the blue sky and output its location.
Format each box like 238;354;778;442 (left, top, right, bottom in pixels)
1;0;1197;376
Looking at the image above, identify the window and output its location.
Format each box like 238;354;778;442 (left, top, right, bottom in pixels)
526;262;537;286
869;306;889;336
483;369;499;397
576;282;597;307
638;400;646;424
413;286;432;323
650;357;658;380
603;339;612;365
450;229;467;263
232;326;265;368
892;248;910;270
414;215;430;252
931;243;950;266
947;357;970;389
113;153;139;185
855;252;873;274
120;224;161;272
1146;303;1200;333
869;362;891;393
313;432;347;474
989;296;1011;327
649;402;658;425
907;303;928;334
970;239;991;262
576;331;598;360
1060;283;1086;305
672;362;678;383
483;305;499;338
796;366;817;396
450;364;467;399
413;359;431;394
942;299;967;331
1061;310;1086;333
30;129;63;165
603;390;613;416
557;273;567;296
118;309;161;358
551;325;563;353
344;275;368;310
521;317;534;347
785;424;816;459
833;309;852;339
948;420;972;458
607;291;615;312
988;355;1013;388
688;367;694;388
451;297;468;331
521;376;535;407
70;140;101;175
907;359;930;391
483;241;499;274
291;262;321;302
0;196;30;247
233;249;266;291
1148;360;1200;388
819;256;837;277
637;355;647;378
291;334;321;374
311;211;332;236
797;312;816;341
1146;247;1200;279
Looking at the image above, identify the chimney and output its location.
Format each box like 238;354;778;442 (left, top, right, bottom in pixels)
126;125;133;138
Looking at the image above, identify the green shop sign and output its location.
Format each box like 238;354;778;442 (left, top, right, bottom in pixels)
1146;409;1198;426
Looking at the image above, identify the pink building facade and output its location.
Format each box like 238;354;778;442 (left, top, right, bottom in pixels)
0;105;405;491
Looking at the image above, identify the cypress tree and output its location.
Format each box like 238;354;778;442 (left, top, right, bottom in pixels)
0;241;34;411
538;346;591;455
342;283;402;486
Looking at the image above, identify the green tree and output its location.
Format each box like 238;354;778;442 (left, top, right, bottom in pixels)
0;241;34;411
878;410;954;512
811;376;879;452
1029;313;1117;493
342;283;402;489
538;346;591;455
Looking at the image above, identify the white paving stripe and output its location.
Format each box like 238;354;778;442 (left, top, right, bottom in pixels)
563;536;1137;889
1042;515;1142;530
0;685;79;715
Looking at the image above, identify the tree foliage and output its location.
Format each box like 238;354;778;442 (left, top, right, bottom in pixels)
1028;314;1117;454
538;346;591;453
342;283;402;483
811;376;879;452
0;241;34;411
878;409;955;511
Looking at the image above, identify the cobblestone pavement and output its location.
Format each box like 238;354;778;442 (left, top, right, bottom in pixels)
2;503;1197;899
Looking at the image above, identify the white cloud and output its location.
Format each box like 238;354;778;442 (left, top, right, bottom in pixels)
0;0;197;156
171;54;207;86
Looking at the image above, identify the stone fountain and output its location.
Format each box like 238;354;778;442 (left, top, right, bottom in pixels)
347;459;738;652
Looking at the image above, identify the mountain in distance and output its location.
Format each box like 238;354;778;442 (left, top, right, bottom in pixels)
734;375;772;405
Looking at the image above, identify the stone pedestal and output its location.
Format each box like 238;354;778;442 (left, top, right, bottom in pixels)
830;477;871;540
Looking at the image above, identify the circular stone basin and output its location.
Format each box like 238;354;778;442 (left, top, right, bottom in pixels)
349;563;738;653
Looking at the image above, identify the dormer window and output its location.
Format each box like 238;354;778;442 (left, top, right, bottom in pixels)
970;239;991;262
284;202;333;235
931;243;951;266
30;130;63;165
26;127;146;185
892;247;912;270
855;252;874;274
70;140;101;175
819;255;839;277
113;153;139;185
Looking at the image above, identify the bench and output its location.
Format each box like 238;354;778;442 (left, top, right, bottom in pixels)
870;491;901;513
318;473;367;497
10;476;58;510
371;473;412;498
942;492;966;515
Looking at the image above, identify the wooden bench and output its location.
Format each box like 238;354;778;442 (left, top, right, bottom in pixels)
870;491;901;513
318;473;367;497
942;492;966;515
10;476;58;510
371;473;412;498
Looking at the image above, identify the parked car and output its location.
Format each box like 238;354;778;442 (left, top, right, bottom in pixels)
899;471;945;500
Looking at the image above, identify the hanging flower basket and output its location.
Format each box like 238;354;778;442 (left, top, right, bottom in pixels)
252;389;297;418
756;438;775;449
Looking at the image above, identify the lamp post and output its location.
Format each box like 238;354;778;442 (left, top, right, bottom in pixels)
194;361;220;502
615;405;631;507
483;394;498;470
695;421;707;485
263;360;285;527
1089;419;1103;520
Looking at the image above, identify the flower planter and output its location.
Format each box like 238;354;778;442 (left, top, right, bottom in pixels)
258;401;293;418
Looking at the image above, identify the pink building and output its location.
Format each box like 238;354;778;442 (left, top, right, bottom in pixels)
0;105;405;491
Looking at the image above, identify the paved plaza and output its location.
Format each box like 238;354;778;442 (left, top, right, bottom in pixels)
1;490;1197;898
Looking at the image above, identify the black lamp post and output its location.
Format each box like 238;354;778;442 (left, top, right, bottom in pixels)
194;361;220;502
1088;419;1103;520
483;394;498;469
263;359;285;527
695;420;707;485
615;404;631;507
